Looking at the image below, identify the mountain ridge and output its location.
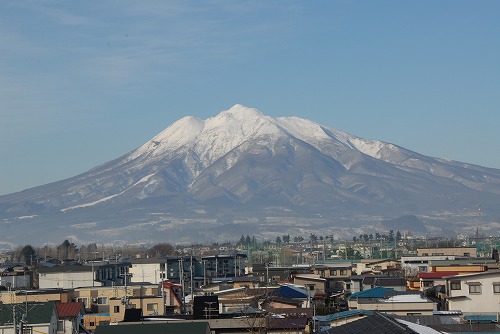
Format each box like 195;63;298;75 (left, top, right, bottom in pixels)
1;104;499;246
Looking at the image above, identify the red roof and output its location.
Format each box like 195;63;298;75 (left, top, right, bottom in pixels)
419;272;459;279
56;302;84;318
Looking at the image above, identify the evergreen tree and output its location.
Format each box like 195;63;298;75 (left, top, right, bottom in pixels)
20;245;36;264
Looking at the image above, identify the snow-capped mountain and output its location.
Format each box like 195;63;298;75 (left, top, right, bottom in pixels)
1;104;500;245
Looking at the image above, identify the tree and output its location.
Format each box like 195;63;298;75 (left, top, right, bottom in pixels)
20;245;36;264
388;230;395;242
148;243;175;257
275;236;282;245
293;236;304;243
396;230;402;241
282;234;290;244
57;240;77;260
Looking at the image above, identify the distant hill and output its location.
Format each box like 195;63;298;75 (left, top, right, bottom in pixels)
381;215;426;233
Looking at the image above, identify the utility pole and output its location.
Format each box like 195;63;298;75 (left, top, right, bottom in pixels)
190;255;194;314
162;266;166;316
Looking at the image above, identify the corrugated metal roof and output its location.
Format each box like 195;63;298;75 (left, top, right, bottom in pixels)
56;302;84;318
0;302;56;325
419;272;459;279
325;309;374;321
349;287;396;299
463;315;498;323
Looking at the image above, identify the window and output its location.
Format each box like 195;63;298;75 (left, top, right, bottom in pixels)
318;270;325;277
329;270;337;276
113;306;120;313
469;283;481;294
450;281;461;290
418;266;427;272
147;303;158;312
494;283;500;293
97;297;108;305
57;320;64;332
340;269;347;276
77;297;89;308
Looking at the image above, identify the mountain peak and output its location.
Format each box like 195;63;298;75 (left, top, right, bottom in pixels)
2;104;500;246
216;104;264;120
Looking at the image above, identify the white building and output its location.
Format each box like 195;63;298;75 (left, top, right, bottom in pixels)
129;258;166;284
38;262;130;289
445;270;500;314
400;255;456;275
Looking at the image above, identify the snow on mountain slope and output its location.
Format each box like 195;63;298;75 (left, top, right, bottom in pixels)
2;104;500;245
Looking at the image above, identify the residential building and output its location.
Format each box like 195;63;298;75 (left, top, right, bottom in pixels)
293;275;326;296
417;247;476;257
0;301;59;334
400;255;456;275
355;293;437;316
312;261;352;292
201;254;247;279
252;264;312;285
0;266;32;290
361;276;406;291
322;312;443;334
352;259;400;275
38;261;131;289
418;272;458;292
55;302;86;334
0;289;71;305
444;270;500;314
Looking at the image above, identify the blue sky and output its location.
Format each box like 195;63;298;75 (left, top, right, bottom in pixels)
1;1;499;195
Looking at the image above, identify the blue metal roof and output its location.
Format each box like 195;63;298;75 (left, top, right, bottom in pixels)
463;315;498;323
348;287;396;299
325;309;374;322
275;285;309;299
